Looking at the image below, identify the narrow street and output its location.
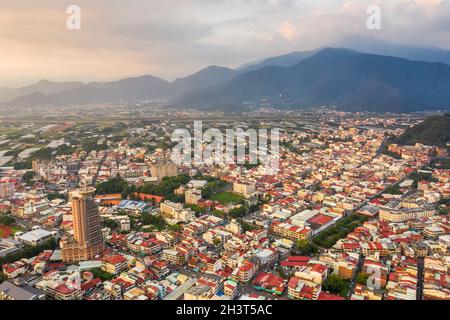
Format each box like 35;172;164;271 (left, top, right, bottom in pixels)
416;257;424;300
347;254;365;299
92;150;108;186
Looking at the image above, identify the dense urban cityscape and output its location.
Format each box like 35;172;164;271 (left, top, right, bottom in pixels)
0;111;448;301
0;1;449;313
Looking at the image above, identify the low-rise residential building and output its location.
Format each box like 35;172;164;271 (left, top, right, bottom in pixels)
102;255;128;275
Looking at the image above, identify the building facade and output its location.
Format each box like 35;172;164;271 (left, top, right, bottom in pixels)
61;187;104;262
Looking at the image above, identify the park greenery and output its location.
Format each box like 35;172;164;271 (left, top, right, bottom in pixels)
313;214;367;248
437;198;450;215
0;271;6;284
46;193;68;201
22;171;36;186
96;176;129;195
384;185;402;195
295;238;320;256
0;215;15;226
383;150;402;160
211;192;245;205
138;174;191;198
228;206;249;218
430;157;450;170
142;213;167;231
0;238;58;266
185;204;207;215
322;274;351;297
201;180;228;200
89;268;115;281
237;219;259;233
356;272;370;286
104;219;119;230
119;174;229;204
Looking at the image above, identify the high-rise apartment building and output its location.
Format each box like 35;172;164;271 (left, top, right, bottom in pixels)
0;182;15;198
61;187;104;262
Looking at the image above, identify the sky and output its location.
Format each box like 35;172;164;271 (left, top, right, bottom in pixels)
0;0;449;87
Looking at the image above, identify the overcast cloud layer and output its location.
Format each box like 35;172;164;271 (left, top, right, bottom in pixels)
0;0;449;86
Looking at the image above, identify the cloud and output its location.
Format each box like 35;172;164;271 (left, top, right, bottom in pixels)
277;21;298;41
0;0;448;86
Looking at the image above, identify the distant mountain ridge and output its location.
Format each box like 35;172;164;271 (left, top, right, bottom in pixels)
5;75;170;107
173;48;450;113
3;44;450;113
335;36;450;66
236;50;318;74
0;80;85;102
167;66;237;98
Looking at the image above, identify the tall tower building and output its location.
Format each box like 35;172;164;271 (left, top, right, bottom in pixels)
61;187;104;262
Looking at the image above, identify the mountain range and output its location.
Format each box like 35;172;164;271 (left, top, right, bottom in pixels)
334;36;450;66
2;41;450;113
0;80;84;103
2;76;170;107
175;48;450;113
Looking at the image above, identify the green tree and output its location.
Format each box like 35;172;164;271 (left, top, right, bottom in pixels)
22;171;36;186
104;219;119;230
89;268;115;281
356;273;370;286
296;238;318;255
142;213;167;231
186;204;207;215
227;205;249;219
168;224;182;232
138;174;190;198
322;274;351;297
47;193;67;201
237;219;258;233
0;215;15;226
0;238;57;266
385;185;402;195
96;176;129;195
121;185;137;200
0;271;6;284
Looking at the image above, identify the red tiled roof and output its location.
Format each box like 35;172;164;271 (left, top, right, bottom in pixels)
103;254;127;265
308;214;334;225
318;291;345;300
81;278;102;292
